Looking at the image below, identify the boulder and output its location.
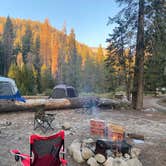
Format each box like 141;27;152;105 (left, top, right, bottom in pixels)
81;147;94;160
131;148;141;158
87;157;99;166
68;139;84;163
62;122;71;130
95;153;106;163
103;157;114;166
68;139;80;155
73;149;85;163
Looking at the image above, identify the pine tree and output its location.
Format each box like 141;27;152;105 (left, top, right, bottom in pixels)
0;39;3;75
40;18;51;66
67;29;79;87
51;33;58;79
144;0;166;92
2;16;14;75
22;24;33;63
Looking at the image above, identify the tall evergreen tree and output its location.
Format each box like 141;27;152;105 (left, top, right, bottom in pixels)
144;0;166;92
22;24;33;63
67;29;79;87
0;39;3;75
2;16;14;75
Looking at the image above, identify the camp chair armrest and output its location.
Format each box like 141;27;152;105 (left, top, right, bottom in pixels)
10;150;31;159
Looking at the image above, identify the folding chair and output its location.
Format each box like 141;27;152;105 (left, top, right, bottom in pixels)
34;106;55;133
11;130;67;166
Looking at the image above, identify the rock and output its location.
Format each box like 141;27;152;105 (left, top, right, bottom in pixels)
83;138;95;144
68;139;80;155
68;140;84;163
73;149;85;163
112;158;128;166
87;157;99;166
127;158;142;166
62;122;71;130
103;157;114;166
95;153;106;163
81;147;94;160
131;148;141;158
143;107;157;112
124;153;130;160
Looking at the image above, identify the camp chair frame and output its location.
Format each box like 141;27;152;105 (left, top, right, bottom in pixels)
11;130;67;166
34;108;56;133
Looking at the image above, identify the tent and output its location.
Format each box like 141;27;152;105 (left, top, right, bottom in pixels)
0;76;25;102
49;84;78;99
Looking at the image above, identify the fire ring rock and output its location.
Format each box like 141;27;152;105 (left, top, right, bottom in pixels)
81;147;94;160
87;157;99;166
95;153;106;163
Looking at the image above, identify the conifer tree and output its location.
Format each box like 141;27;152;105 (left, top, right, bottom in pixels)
2;16;14;75
22;24;33;63
67;29;79;87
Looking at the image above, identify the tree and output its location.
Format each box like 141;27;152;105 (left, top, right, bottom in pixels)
144;0;166;92
51;33;58;79
40;18;51;66
0;39;3;75
40;64;54;92
132;0;145;110
106;17;135;100
22;24;33;63
2;16;14;75
95;45;105;93
67;29;79;88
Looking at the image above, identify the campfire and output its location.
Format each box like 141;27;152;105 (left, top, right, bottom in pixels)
68;118;143;166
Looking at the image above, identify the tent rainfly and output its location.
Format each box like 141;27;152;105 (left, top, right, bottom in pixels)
49;84;78;99
0;76;25;102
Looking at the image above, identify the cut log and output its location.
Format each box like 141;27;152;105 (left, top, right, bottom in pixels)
127;133;144;140
0;97;127;112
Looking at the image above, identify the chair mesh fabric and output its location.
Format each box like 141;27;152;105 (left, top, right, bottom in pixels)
32;137;62;158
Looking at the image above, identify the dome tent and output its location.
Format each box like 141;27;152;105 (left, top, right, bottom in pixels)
49;84;78;99
0;76;25;102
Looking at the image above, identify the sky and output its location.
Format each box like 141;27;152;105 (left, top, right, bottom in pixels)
0;0;121;48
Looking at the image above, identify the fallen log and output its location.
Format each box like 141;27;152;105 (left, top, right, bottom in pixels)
0;97;130;112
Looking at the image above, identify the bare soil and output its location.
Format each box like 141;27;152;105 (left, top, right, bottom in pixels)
0;96;166;166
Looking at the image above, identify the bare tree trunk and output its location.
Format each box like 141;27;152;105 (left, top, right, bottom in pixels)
132;0;145;110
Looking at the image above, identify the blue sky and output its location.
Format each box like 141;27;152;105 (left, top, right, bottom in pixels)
0;0;121;47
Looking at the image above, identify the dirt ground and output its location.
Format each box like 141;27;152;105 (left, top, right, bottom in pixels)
0;96;166;166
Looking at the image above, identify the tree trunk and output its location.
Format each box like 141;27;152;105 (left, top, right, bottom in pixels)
132;0;145;110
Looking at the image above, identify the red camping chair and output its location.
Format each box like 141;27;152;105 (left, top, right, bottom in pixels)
11;130;67;166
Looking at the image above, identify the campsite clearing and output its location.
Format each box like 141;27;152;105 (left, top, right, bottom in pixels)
0;101;166;166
